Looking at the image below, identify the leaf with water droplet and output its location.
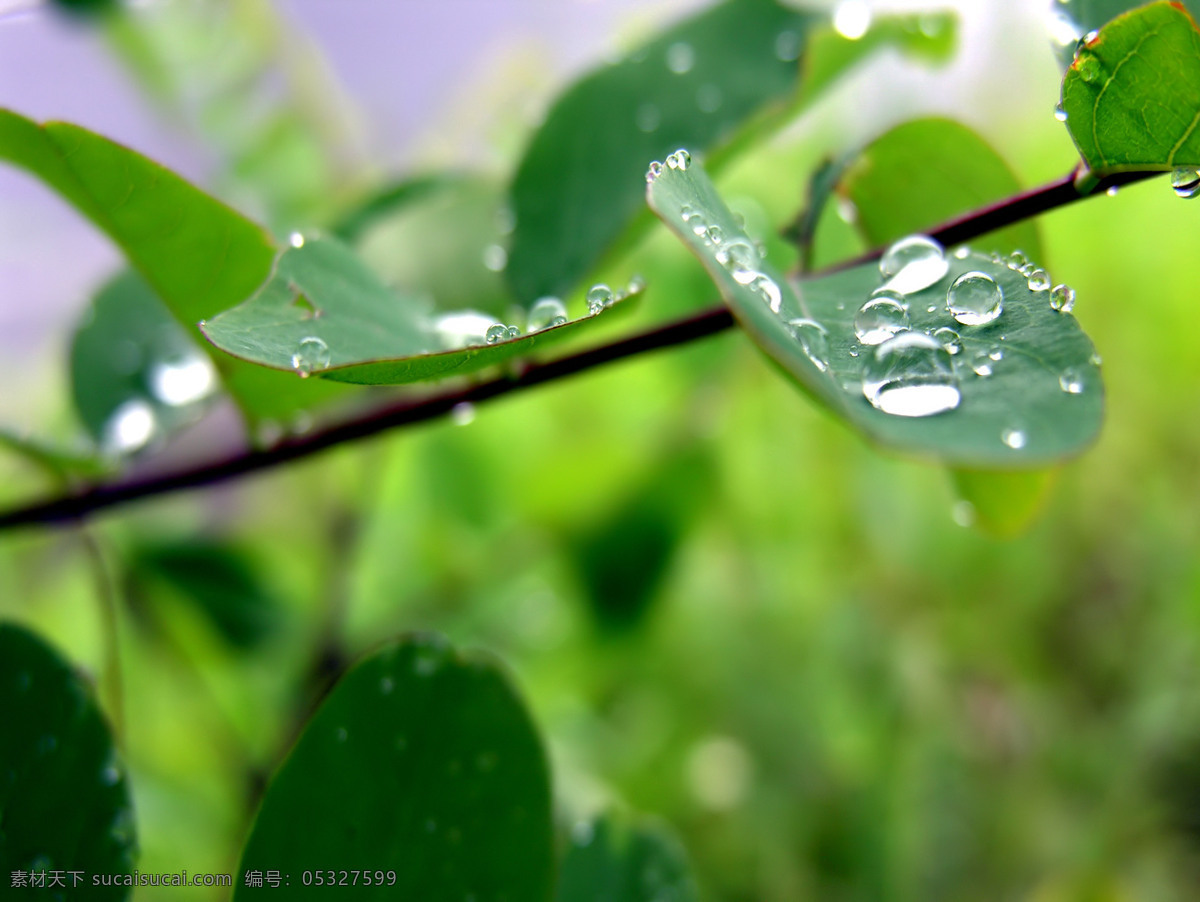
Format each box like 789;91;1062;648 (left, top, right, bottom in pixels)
201;237;642;385
0;623;136;896
1046;0;1200;68
648;160;1105;466
0;108;346;423
1061;3;1200;176
236;633;552;901
557;814;699;902
506;0;957;302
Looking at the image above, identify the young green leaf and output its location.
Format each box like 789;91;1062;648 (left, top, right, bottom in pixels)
1061;2;1200;175
201;236;640;386
648;159;1103;467
558;814;699;902
506;0;956;302
1048;0;1200;67
236;633;553;901
0;622;136;898
0;108;345;422
0;429;111;482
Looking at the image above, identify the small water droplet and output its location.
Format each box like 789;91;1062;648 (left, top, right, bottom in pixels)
482;244;507;272
970;351;994;377
335;727;348;743
786;318;830;372
435;311;495;349
1171;167;1200;199
637;105;661;134
291;336;330;375
485;323;510;344
288;232;305;248
775;29;801;61
1059;367;1086;394
1005;250;1028;269
952;246;971;259
946;271;1004;326
1054;103;1068;122
1026;268;1051;291
933;326;962;355
748;273;782;313
1049;283;1076;313
879;234;948;294
696;83;722;113
854;291;910;345
380;677;395;695
833;0;871;40
666;41;695;74
586;284;614;315
527;297;568;331
645;159;663;181
988;347;1003;362
666;148;691;171
1077;52;1102;83
706;224;724;245
1001;428;1027;450
862;332;960;417
1090;351;1103;366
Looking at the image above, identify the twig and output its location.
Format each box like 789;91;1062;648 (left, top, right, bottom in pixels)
0;165;1167;531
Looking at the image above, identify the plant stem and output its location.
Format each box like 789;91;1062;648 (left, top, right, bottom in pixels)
0;165;1166;531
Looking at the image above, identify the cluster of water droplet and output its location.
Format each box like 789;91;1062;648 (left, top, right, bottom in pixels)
673;198;782;314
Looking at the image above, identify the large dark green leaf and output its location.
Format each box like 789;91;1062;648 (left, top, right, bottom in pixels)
834;118;1044;264
1048;0;1200;67
1061;2;1200;175
0;622;136;898
506;0;956;302
648;159;1103;467
557;814;699;902
202;236;640;386
0;108;344;421
236;634;553;901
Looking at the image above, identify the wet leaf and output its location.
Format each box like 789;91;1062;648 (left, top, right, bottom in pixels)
1047;0;1200;68
236;634;553;901
507;0;956;301
201;236;640;386
557;814;699;902
0;622;136;898
0;108;345;422
1061;2;1200;175
648;160;1104;467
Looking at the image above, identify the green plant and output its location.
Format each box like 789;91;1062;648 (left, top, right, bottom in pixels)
2;0;1200;899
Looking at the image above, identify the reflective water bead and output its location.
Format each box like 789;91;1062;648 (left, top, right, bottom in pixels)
291;336;330;375
933;326;962;355
1005;250;1028;269
434;310;495;348
952;246;971;259
862;332;961;417
1059;367;1086;394
1054;103;1068;122
504;325;521;340
785;318;830;372
1001;428;1027;450
586;284;614;314
485;323;510;344
645;160;663;182
716;239;759;284
706;224;724;245
1049;283;1076;313
1077;52;1101;83
1171;167;1200;199
749;273;782;313
879;235;948;293
946;271;1003;326
970;351;994;377
527;297;568;331
666;148;691;171
854;291;910;345
1026;268;1051;291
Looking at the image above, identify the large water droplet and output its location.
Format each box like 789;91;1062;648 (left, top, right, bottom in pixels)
291;336;330;375
833;0;871;40
528;297;568;331
879;235;948;294
1049;283;1076;313
485;323;513;344
1171;167;1200;199
854;291;910;345
946;271;1004;325
666;41;695;74
785;318;830;372
862;332;960;417
586;284;614;314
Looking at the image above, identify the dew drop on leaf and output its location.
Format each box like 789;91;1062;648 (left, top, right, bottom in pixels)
527;297;568;331
854;291;910;345
862;332;960;417
879;235;948;294
785;318;830;372
291;336;330;375
933;326;963;355
1170;167;1200;199
1026;268;1051;292
586;284;614;314
1049;283;1076;313
946;271;1003;326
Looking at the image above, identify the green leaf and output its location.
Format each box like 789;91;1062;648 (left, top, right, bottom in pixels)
70;270;218;456
0;622;136;897
1048;0;1200;68
648;160;1104;467
236;633;553;901
0;429;111;482
557;814;699;902
506;0;956;302
950;468;1059;537
126;540;282;650
0;108;344;421
331;173;468;244
835;118;1045;264
1061;2;1200;175
201;236;640;386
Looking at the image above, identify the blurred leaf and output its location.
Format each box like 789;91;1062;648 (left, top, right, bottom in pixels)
331;173;467;244
951;467;1059;537
202;236;640;386
0;622;136;897
572;448;711;630
836;117;1045;263
126;540;281;650
70;270;218;457
236;634;553;901
51;0;118;17
787;153;854;271
507;0;956;302
557;814;699;902
0;108;344;422
648;160;1104;466
0;429;110;482
1048;0;1200;67
1061;2;1200;175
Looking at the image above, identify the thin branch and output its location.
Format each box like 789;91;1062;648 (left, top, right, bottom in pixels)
0;165;1168;531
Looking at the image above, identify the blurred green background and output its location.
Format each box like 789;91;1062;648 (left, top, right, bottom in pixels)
3;0;1200;899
